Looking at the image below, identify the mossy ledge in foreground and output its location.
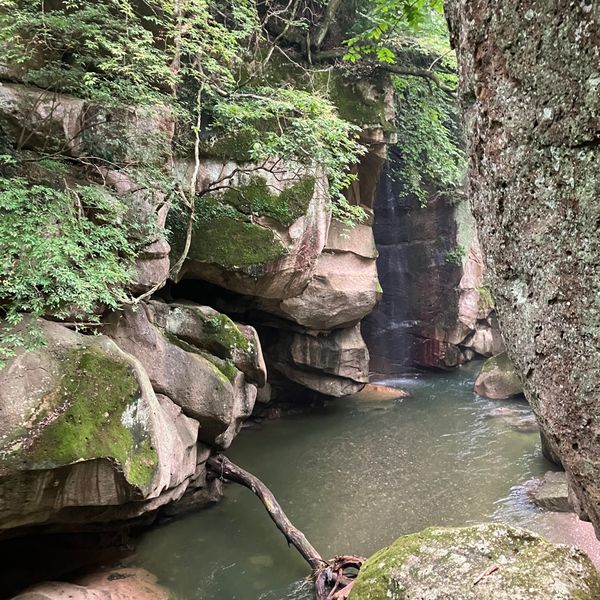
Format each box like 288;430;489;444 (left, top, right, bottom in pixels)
350;523;600;600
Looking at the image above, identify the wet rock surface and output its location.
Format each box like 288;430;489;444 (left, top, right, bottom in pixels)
11;567;171;600
486;405;538;434
474;352;523;400
362;154;505;374
527;471;571;513
446;0;600;532
350;523;600;600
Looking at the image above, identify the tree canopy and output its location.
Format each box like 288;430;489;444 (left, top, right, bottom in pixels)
0;0;463;364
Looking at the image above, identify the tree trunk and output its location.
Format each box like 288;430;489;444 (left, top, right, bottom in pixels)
446;0;600;534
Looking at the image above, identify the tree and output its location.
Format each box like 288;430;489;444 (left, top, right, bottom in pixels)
0;0;368;363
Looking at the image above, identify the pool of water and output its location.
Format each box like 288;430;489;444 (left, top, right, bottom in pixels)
133;361;594;599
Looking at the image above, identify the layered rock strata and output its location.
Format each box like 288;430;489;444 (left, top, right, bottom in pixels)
0;308;258;535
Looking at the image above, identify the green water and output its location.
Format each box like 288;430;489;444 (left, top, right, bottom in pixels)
133;362;563;599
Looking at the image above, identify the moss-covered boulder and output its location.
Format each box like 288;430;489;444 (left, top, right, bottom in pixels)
350;523;600;600
105;302;261;448
474;352;523;400
147;300;266;387
170;160;330;300
0;320;199;534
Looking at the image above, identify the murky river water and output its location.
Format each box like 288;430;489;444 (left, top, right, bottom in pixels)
133;361;598;599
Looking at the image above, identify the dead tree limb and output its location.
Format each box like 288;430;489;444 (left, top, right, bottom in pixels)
207;454;366;600
207;454;327;571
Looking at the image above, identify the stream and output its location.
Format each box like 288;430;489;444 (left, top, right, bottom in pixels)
133;361;598;599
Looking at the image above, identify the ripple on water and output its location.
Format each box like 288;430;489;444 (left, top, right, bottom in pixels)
133;361;599;599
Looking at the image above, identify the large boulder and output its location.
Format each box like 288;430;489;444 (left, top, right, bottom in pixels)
265;324;369;397
256;218;380;330
527;471;571;513
171;161;331;300
105;302;260;448
474;352;523;400
350;523;600;599
11;567;171;600
0;320;199;534
446;0;600;533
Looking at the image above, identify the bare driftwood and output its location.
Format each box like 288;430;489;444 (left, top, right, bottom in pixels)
207;454;365;600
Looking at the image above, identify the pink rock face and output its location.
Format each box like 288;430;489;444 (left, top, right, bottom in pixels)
11;567;172;600
105;304;258;448
175;161;331;300
0;84;85;155
274;218;380;330
0;320;201;534
447;0;600;534
457;235;485;331
265;324;369;397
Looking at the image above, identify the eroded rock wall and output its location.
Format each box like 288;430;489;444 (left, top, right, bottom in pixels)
0;56;395;535
362;148;504;374
446;0;600;532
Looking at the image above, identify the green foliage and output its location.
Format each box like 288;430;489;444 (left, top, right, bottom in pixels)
392;74;464;205
478;285;494;310
378;15;466;206
1;0;366;220
0;0;372;362
445;245;466;266
344;0;444;62
0;0;173;107
210;87;365;222
0;177;135;365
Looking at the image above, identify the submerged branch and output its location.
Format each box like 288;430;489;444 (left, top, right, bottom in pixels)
207;454;327;571
207;454;365;600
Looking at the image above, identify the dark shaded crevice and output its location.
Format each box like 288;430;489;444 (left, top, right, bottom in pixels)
362;149;463;376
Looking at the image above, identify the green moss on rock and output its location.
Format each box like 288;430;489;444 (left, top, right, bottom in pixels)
201;313;254;355
180;197;287;269
350;523;600;600
27;348;158;489
198;128;257;162
257;53;394;132
199;351;239;384
329;76;395;132
481;351;515;374
219;176;315;227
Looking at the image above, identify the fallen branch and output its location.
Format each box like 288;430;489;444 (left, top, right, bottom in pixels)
207;454;365;599
473;563;499;585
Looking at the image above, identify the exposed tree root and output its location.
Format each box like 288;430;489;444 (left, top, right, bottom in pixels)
207;454;365;599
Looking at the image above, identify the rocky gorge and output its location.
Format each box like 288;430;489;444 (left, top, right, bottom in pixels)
0;0;598;598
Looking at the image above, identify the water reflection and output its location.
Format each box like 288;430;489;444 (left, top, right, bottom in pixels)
134;361;595;599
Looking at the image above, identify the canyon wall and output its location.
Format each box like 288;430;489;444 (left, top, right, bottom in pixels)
0;63;393;536
446;0;600;533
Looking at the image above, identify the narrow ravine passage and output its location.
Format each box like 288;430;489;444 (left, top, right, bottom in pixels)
132;362;595;599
